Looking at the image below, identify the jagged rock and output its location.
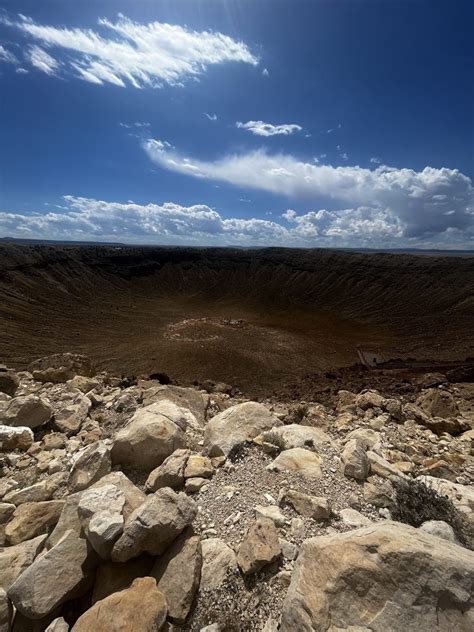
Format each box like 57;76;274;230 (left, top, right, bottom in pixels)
281;522;474;632
151;529;202;624
28;353;94;383
5;500;65;545
78;484;125;559
200;538;238;591
421;416;470;436
0;371;19;397
0;395;52;429
0;534;46;591
367;450;406;480
72;577;167;632
53;392;91;434
384;397;404;421
145;449;191;492
46;493;83;549
355;390;385;410
255;505;289;527
204;402;282;457
185;477;208;493
237;518;281;575
66;375;99;394
339;507;373;528
267;448;322;479
283;490;330;521
0;502;15;524
343;428;380;450
111;488;197;562
184;454;214;479
335;390;357;412
42;432;66;451
418;475;474;519
111;404;186;471
341;439;370;480
0;588;12;632
0;425;33;451
45;618;69;632
4;474;62;506
363;478;394;508
279;538;299;561
420;459;457;481
68;440;111;493
416;388;459;419
142;384;209;426
91;472;146;520
92;554;155;604
419;520;457;543
9;529;98;619
260;424;331;450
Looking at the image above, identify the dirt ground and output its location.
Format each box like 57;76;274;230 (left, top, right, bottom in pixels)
0;244;472;398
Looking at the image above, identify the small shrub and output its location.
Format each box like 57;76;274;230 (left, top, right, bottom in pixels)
290;405;309;424
261;430;286;452
391;478;472;548
227;442;252;463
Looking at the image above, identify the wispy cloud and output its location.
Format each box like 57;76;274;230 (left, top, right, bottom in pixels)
370;156;381;164
262;67;269;77
236;120;303;137
119;121;150;129
0;44;18;64
142;140;474;239
2;13;258;88
27;45;59;75
205;113;218;121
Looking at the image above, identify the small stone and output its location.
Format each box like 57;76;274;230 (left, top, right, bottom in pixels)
237;518;281;575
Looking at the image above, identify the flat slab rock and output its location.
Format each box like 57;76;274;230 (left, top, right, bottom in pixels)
281;521;474;632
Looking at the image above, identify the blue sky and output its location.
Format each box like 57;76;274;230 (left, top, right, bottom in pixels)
0;0;472;248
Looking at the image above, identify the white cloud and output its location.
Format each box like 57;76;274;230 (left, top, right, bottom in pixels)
2;195;472;248
3;13;258;88
236;120;303;137
119;121;150;129
370;156;381;164
27;45;59;75
143;140;474;239
15;66;29;74
0;44;18;64
205;113;218;121
262;67;269;77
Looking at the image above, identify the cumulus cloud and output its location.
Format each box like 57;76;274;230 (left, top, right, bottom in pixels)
27;45;59;75
0;44;18;64
1;195;472;249
143;140;474;239
205;113;218;121
236;120;303;137
2;13;258;88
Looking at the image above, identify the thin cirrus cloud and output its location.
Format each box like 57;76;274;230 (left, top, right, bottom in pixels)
142;139;474;240
236;120;303;137
0;43;18;64
1;13;258;88
27;44;60;75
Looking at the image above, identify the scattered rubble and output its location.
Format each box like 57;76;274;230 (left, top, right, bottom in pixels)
0;355;473;630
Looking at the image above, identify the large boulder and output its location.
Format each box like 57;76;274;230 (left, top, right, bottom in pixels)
145;449;191;492
0;588;12;632
151;529;202;624
341;439;370;480
204;402;282;457
281;521;474;632
0;395;52;429
142;384;209;426
5;500;65;545
28;353;94;383
8;529;98;619
237;518;281;575
72;577;167;632
111;403;186;471
200;538;238;592
0;371;19;397
418;475;474;520
0;425;33;451
53;392;91;435
267;448;322;479
0;534;46;591
261;424;331;450
91;555;155;604
416;388;459;419
68;440;111;493
78;483;126;559
111;488;197;562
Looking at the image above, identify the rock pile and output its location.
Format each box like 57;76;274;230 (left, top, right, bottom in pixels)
0;353;473;630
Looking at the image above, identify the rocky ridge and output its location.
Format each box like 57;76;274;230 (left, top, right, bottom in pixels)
0;353;473;631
